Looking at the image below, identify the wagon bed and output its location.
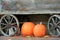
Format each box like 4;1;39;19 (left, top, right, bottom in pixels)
0;0;60;14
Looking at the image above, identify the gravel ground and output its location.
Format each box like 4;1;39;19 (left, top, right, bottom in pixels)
0;36;60;40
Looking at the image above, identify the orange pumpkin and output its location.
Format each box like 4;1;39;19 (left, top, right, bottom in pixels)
21;22;35;36
33;23;46;37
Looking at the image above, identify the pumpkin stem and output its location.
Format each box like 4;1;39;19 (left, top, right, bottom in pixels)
40;22;42;24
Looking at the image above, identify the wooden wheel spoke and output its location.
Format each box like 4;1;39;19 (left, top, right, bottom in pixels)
51;18;56;25
6;27;15;35
6;15;11;23
2;25;8;29
52;29;56;34
0;23;7;25
9;28;15;35
50;27;55;31
5;26;17;35
4;18;8;24
56;29;60;34
6;29;9;35
10;17;13;23
57;26;60;29
55;17;58;23
57;21;60;25
49;23;55;30
11;22;17;26
49;23;53;26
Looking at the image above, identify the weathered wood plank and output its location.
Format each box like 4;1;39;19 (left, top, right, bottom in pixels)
1;0;60;14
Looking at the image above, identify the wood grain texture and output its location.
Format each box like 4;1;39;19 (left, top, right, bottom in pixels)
1;0;60;12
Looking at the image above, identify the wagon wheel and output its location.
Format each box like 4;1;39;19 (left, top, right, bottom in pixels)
47;15;60;37
0;15;19;36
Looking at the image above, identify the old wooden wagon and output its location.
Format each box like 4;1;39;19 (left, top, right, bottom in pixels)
0;0;60;39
